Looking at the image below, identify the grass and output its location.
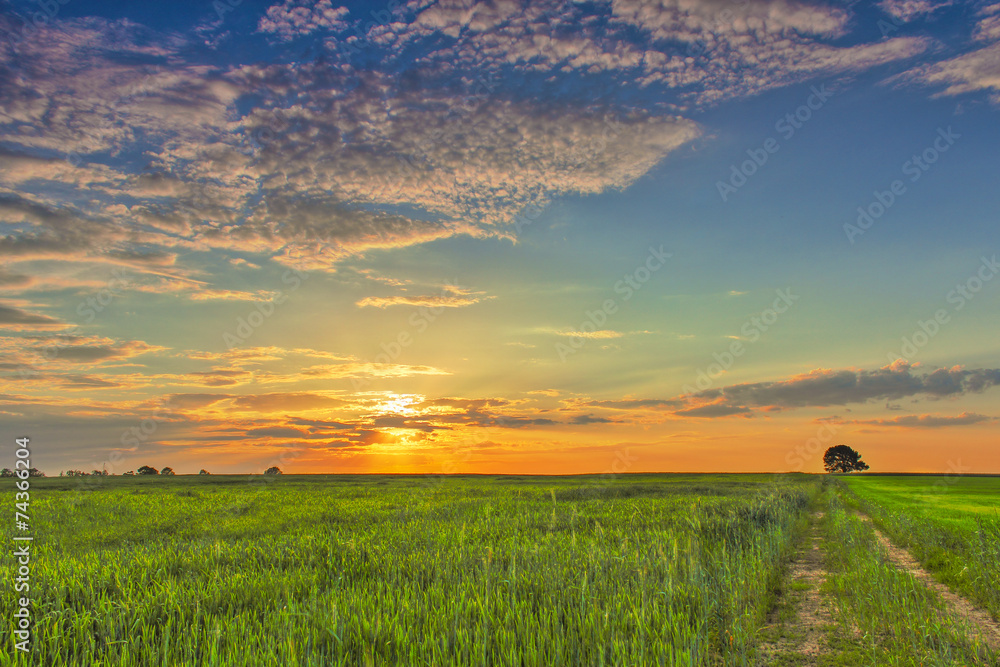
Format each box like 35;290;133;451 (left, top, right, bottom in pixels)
838;475;1000;621
1;473;816;666
6;473;996;665
819;483;996;666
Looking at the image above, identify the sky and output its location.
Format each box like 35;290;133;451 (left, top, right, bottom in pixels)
1;0;999;476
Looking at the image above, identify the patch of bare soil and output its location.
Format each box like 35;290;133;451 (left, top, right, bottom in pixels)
860;513;1000;653
757;512;834;666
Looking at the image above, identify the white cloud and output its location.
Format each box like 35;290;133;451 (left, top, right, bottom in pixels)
878;0;952;23
258;0;350;40
890;2;1000;103
896;41;1000;103
0;1;944;288
377;0;929;106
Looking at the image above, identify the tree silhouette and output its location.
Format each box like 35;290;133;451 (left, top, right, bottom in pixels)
823;445;870;473
160;467;175;476
137;465;158;475
0;468;13;478
198;469;211;475
264;466;282;475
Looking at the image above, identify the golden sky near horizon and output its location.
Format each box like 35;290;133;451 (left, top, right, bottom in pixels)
2;0;999;474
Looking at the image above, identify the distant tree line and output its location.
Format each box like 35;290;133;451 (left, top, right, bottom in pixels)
0;468;44;477
4;465;288;478
46;466;282;476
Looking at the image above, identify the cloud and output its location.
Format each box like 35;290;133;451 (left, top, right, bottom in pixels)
0;268;33;288
184;369;254;387
976;5;1000;42
234;76;701;228
554;329;654;340
389;0;929;106
570;413;613;424
579;362;1000;421
897;42;1000;103
245;425;309;438
0;6;769;281
258;0;350;40
356;285;489;309
355;294;480;308
185;289;281;302
164;393;232;411
581;398;684;410
36;340;165;363
690;362;1000;409
294;362;450;379
878;0;952;22
57;374;121;389
231;392;346;412
556;330;627;340
370;415;446;432
0;304;66;330
186;347;288;363
674;403;753;418
892;5;1000;103
834;412;995;428
0;335;166;377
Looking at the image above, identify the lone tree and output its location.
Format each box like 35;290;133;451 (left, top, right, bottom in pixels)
160;467;175;476
264;466;282;475
137;465;159;475
823;445;870;473
198;469;211;475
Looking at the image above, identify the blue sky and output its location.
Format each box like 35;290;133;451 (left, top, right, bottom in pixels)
1;0;999;475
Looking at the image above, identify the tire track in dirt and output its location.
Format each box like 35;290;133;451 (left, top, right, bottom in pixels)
858;512;1000;653
758;511;833;666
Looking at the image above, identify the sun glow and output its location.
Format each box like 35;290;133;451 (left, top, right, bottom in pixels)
369;393;423;416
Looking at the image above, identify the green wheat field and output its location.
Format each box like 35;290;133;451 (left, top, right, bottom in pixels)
2;474;998;665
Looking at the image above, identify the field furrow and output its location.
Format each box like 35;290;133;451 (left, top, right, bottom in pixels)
861;513;1000;653
757;510;833;666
